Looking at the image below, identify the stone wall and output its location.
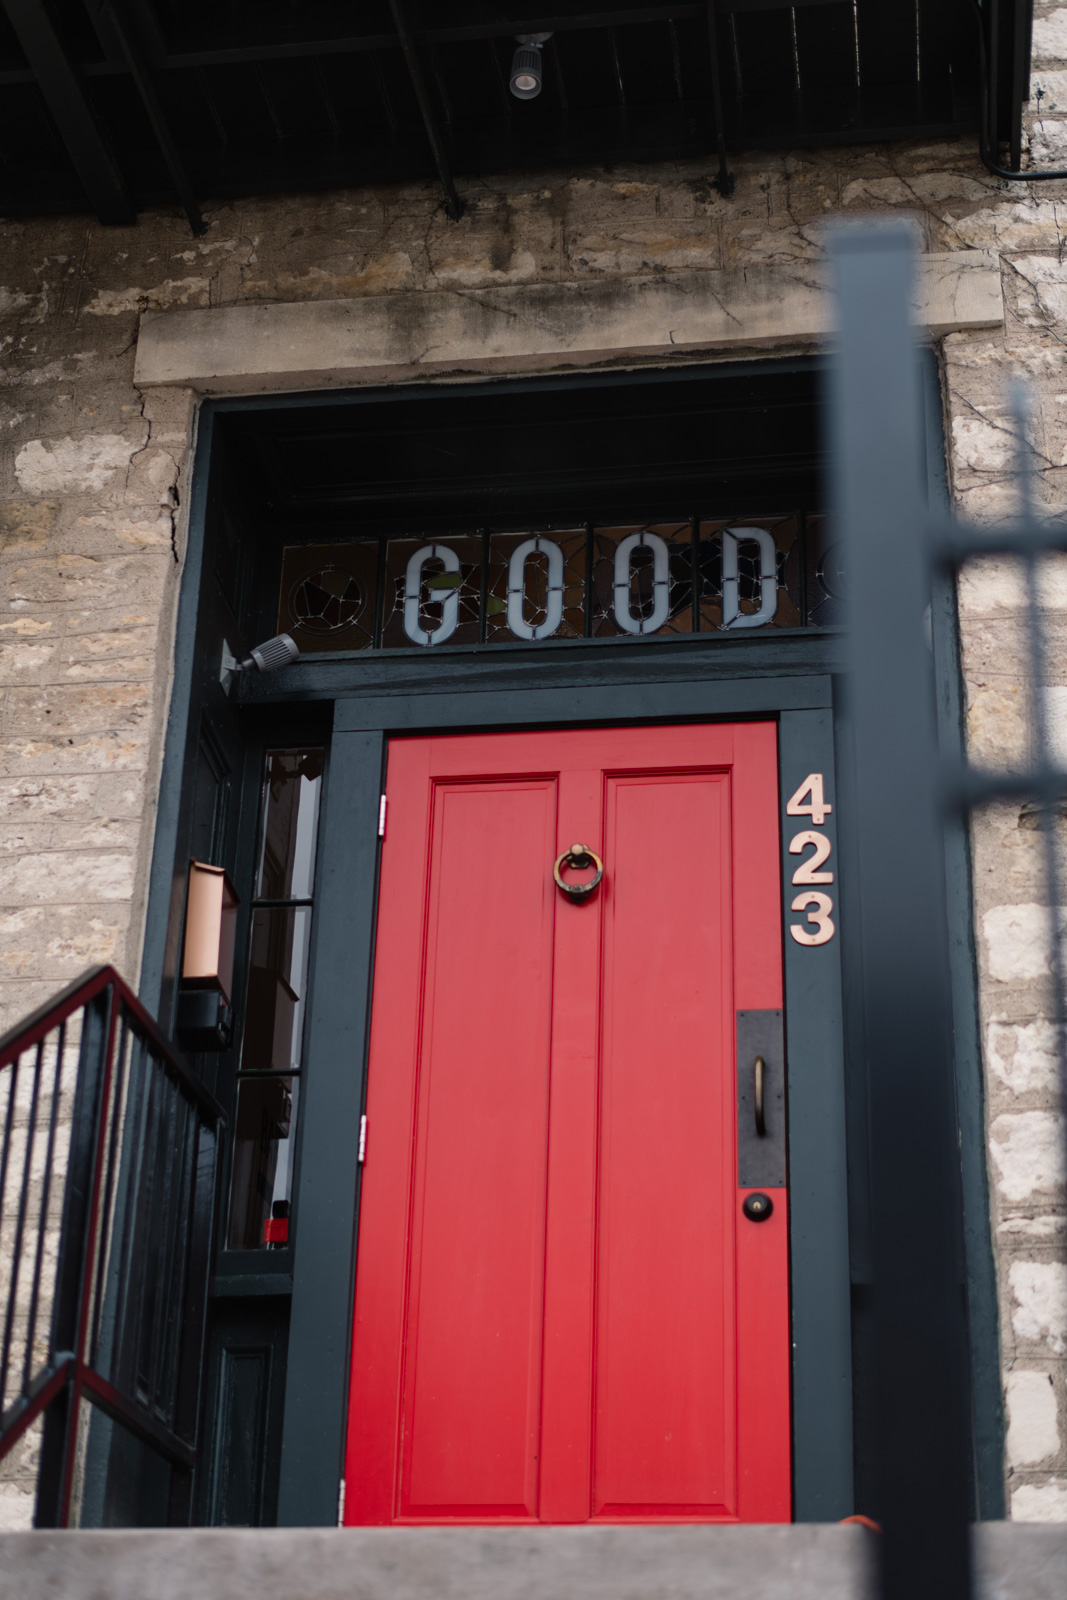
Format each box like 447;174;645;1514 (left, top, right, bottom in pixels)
1;40;1067;1522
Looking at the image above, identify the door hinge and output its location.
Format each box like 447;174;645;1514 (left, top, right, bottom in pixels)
337;1477;346;1527
378;794;387;837
358;1114;367;1165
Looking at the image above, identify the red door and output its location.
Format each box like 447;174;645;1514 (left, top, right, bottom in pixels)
343;723;790;1525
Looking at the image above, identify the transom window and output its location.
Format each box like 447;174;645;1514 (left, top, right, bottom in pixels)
277;514;840;653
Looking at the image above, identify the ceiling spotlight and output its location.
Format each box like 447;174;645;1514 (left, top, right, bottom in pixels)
510;33;552;100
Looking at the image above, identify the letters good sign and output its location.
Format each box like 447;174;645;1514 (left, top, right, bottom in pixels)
278;517;840;654
785;773;835;946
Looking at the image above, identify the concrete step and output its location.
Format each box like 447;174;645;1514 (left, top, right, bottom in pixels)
0;1523;1063;1600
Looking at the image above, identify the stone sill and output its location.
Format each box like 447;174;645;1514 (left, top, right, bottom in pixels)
0;1523;1062;1600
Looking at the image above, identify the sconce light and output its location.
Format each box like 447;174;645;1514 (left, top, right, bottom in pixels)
177;859;240;1050
510;33;552;99
220;633;300;694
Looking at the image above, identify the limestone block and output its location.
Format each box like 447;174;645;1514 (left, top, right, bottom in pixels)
950;202;1067;253
1000;1215;1067;1242
1011;1261;1067;1355
0;775;98;822
1007;1370;1061;1466
967;685;1028;768
1028;120;1067;165
0;852;134;906
0;640;56;684
0;904;128;977
0;981;61;1036
1032;9;1067;62
988;1018;1062;1097
93;771;146;818
982;904;1067;981
0;504;56;553
989;1111;1067;1201
13;433;144;496
57;624;157;681
953;411;1019;472
1012;1477;1067;1519
568;226;720;277
2;684;148;738
83;277;211;317
4;552;168;611
958;555;1067;615
0;727;149;779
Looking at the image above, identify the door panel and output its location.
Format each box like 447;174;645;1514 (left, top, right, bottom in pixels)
401;780;557;1517
594;773;732;1516
345;724;789;1525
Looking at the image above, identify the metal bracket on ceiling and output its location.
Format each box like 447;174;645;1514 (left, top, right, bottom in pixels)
389;0;465;221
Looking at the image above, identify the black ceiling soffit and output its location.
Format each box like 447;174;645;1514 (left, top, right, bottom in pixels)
214;362;825;534
0;1;1033;233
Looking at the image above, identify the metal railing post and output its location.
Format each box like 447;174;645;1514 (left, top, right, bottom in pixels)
34;985;114;1528
829;224;973;1600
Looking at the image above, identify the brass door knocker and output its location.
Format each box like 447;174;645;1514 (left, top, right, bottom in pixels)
553;843;604;902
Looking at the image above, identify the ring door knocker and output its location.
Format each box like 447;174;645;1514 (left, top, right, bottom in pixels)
553;843;604;903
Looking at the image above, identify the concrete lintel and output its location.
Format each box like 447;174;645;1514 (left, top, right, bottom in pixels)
0;1523;1063;1600
133;253;1003;396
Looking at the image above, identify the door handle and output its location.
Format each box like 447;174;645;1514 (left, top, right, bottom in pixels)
754;1055;766;1137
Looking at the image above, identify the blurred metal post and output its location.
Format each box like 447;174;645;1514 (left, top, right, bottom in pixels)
829;225;972;1600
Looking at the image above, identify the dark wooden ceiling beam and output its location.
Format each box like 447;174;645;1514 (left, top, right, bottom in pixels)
3;2;844;76
389;0;464;220
87;0;206;234
1;0;136;223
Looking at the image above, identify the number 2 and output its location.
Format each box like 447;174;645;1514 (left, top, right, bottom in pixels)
786;772;832;826
790;892;835;946
789;830;834;885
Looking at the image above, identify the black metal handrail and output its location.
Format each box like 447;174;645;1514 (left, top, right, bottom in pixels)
0;965;223;1526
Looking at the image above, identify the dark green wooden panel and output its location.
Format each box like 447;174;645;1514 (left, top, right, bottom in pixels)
779;707;853;1521
277;726;384;1527
334;675;832;733
922;356;1004;1520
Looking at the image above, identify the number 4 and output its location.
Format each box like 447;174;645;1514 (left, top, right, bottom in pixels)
785;772;832;826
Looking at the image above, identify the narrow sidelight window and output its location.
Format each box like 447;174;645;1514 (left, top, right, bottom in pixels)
226;748;324;1251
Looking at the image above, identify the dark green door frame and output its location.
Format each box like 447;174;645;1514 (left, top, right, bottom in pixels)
137;356;1000;1531
275;665;853;1528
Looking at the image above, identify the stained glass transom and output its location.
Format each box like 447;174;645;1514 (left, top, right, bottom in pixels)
277;516;838;653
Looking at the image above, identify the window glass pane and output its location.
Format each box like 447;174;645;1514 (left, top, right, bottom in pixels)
226;1077;298;1251
256;749;323;900
277;541;379;653
241;908;312;1073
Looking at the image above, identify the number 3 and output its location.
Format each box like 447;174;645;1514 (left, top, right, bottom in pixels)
790;892;835;946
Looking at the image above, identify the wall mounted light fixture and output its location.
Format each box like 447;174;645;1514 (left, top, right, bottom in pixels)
220;632;300;694
510;33;552;100
177;859;240;1050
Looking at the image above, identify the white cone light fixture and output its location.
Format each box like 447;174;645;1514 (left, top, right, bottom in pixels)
510;33;552;100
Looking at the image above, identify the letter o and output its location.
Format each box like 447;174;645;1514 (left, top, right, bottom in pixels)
507;537;564;641
613;531;670;636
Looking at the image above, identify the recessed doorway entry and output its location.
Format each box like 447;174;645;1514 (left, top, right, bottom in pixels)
343;722;791;1525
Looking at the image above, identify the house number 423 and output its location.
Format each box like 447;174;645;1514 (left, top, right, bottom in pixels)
785;773;836;946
